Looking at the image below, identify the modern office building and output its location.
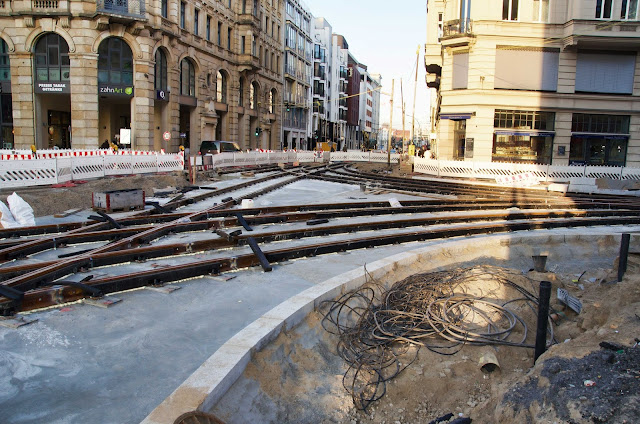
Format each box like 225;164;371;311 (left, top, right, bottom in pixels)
282;0;311;150
330;34;349;150
425;0;640;166
0;0;283;152
311;17;331;148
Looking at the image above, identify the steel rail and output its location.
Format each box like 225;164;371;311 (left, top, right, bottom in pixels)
3;213;640;314
2;195;636;260
1;208;636;283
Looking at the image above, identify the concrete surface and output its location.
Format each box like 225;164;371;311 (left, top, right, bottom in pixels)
1;175;639;424
142;230;635;424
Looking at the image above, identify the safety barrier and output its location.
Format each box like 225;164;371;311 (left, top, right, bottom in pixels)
329;151;400;164
0;152;185;189
413;157;640;185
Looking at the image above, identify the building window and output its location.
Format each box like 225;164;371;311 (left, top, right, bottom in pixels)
575;51;635;94
239;78;244;107
494;110;555;130
502;0;518;20
250;81;257;109
596;0;613;18
0;39;9;82
194;9;199;36
216;71;227;103
180;2;186;29
227;28;232;50
452;51;469;89
571;113;629;133
0;39;12;149
492;110;555;164
494;46;559;91
242;0;246;13
161;0;168;18
268;90;274;113
154;49;168;92
241;36;246;54
97;37;132;86
35;33;71;83
206;16;211;41
621;0;639;19
533;0;549;22
180;58;195;97
218;22;222;46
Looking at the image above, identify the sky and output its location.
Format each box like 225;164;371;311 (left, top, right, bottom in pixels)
308;0;430;134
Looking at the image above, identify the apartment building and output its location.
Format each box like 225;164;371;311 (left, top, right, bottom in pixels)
330;34;349;150
358;70;381;150
311;17;332;148
282;0;311;150
0;0;283;152
425;0;640;166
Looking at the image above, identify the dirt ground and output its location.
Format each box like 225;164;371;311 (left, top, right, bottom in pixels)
212;264;640;424
0;172;190;218
0;162;403;219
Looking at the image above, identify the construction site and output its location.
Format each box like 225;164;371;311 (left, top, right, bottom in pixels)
1;161;639;424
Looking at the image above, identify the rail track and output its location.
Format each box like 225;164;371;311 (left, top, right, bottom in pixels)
1;163;639;315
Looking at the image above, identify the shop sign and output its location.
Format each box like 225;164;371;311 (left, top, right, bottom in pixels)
35;82;70;94
156;90;170;101
99;85;134;97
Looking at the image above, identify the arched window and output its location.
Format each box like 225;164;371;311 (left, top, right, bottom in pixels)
268;89;274;113
239;78;244;107
35;33;70;83
216;70;227;103
154;49;168;92
0;39;10;82
98;37;133;86
180;58;195;96
249;81;256;109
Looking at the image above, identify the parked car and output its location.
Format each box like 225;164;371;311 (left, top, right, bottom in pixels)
198;140;242;155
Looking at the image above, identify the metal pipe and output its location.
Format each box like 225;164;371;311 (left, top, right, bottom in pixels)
618;233;630;282
534;280;552;362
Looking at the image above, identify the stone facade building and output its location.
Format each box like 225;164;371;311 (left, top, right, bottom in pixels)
425;0;640;166
0;0;283;152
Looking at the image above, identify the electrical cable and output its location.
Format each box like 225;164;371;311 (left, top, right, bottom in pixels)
320;264;556;411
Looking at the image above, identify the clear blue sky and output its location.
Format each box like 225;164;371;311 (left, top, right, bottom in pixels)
308;0;430;132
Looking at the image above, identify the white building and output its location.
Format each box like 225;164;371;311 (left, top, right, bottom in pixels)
425;0;640;166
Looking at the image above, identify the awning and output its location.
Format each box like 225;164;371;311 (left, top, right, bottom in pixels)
571;133;628;140
439;112;474;120
494;130;555;137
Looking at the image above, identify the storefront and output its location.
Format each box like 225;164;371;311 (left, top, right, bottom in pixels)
569;114;630;166
0;38;12;149
492;109;555;164
32;33;72;149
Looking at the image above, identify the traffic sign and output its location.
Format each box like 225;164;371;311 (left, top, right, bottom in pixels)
163;131;171;141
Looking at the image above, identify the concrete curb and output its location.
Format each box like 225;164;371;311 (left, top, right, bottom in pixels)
140;232;622;424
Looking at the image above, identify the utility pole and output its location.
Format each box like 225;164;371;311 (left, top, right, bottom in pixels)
387;79;394;168
411;45;420;147
401;79;406;157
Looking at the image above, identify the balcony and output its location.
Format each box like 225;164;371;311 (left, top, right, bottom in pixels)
96;0;145;19
19;0;71;14
441;19;474;47
426;75;440;90
562;19;640;50
426;64;441;76
238;53;260;72
238;12;260;28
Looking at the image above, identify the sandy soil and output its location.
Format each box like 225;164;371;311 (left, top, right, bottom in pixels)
211;264;640;424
